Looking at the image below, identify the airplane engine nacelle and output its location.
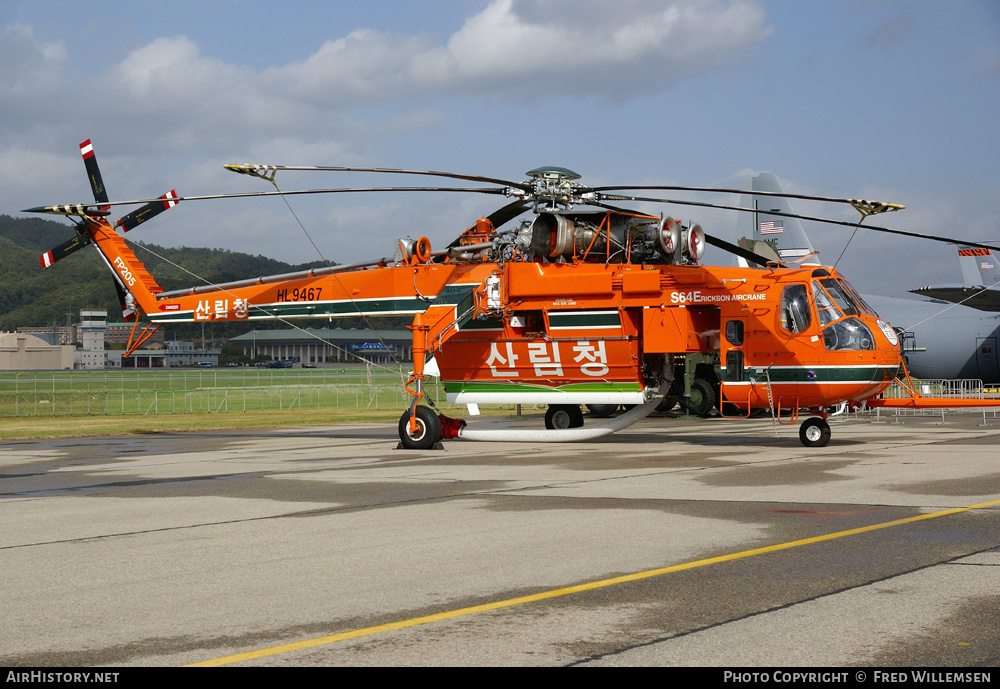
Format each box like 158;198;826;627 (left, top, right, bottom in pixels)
684;223;706;262
658;216;682;262
523;211;702;264
394;236;432;263
526;212;577;258
395;237;417;263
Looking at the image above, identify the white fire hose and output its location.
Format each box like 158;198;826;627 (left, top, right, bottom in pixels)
456;400;660;443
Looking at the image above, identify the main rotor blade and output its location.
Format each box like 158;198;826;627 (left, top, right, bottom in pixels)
704;234;772;268
487;199;532;230
599;193;1000;254
593;183;904;211
225;163;533;193
22;186;509;213
22;204;111;217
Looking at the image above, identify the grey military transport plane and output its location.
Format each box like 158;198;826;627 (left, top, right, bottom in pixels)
736;173;1000;384
911;247;1000;312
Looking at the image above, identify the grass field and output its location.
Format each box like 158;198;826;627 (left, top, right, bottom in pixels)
0;407;415;440
0;366;460;418
0;366;536;439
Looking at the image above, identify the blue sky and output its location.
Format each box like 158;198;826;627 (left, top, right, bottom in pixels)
2;0;997;297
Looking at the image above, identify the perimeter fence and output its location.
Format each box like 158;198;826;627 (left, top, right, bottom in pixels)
3;369;997;422
0;367;466;418
851;378;1000;423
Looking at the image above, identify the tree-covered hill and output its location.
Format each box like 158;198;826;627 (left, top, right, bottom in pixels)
0;215;406;339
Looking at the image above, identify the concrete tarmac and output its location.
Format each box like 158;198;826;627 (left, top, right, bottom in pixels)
1;411;998;667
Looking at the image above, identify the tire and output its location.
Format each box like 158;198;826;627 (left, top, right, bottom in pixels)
687;378;716;417
398;406;442;450
545;404;584;429
656;397;677;413
586;404;617;418
799;417;831;448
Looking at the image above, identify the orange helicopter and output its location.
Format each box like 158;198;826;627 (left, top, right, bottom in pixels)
25;140;1000;449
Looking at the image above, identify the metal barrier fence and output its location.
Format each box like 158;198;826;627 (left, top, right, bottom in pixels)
852;378;999;423
2;370;996;421
875;378;986;400
0;369;464;417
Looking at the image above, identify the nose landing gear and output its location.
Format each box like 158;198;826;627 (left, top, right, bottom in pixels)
799;417;831;447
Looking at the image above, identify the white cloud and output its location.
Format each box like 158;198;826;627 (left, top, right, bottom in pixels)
1;1;769;159
262;0;769;103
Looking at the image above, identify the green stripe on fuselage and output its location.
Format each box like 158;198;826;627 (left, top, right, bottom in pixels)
730;366;900;384
148;287;482;324
443;380;643;394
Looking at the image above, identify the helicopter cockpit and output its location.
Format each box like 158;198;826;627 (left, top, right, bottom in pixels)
780;275;897;353
812;277;877;351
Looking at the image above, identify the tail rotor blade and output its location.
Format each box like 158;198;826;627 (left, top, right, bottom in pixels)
115;190;179;232
79;139;110;211
39;235;91;269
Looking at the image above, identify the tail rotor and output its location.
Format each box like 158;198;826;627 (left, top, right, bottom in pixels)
28;139;179;322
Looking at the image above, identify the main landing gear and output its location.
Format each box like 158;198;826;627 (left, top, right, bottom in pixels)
799;417;831;448
545;404;584;429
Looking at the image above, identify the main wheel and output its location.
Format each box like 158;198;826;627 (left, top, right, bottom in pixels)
656;397;677;413
687;378;716;417
545;404;584;429
799;417;831;448
586;403;617;418
398;406;442;450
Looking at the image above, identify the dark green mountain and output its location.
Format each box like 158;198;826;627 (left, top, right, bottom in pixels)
0;215;407;339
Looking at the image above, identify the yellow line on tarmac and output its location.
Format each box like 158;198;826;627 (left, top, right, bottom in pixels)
187;497;1000;667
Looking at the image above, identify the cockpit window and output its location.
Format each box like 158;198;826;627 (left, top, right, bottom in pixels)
818;279;861;317
838;279;878;317
780;284;811;334
814;286;843;326
823;317;875;351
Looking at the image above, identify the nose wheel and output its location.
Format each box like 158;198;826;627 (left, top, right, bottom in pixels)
398;406;442;450
799;417;831;447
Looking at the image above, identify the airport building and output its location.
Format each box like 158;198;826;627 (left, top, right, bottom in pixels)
230;327;413;365
0;332;75;370
77;309;109;369
12;309;216;369
16;320;165;347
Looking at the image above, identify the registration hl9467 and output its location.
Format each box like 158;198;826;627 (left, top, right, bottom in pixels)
276;287;323;302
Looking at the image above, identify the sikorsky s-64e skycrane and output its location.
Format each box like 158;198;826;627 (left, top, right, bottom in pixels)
25;140;1000;448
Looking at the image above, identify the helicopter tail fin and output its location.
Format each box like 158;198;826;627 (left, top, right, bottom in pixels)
86;218;163;321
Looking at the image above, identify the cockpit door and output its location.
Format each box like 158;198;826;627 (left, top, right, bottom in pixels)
721;317;749;405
